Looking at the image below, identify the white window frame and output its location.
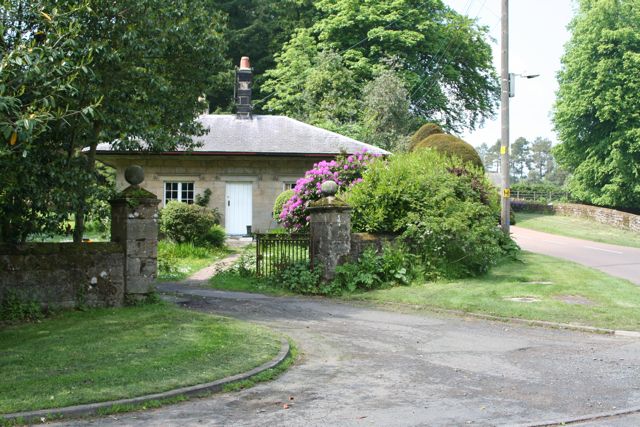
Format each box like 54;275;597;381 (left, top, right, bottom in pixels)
283;181;297;191
164;181;195;206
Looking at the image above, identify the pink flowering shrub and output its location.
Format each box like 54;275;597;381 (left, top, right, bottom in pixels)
279;149;381;231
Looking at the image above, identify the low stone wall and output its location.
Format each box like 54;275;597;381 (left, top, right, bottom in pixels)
0;243;125;308
350;233;397;260
512;201;640;232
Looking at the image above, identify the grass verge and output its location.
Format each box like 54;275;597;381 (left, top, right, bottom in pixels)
346;251;640;331
209;272;294;297
0;303;282;415
158;241;230;281
515;212;640;248
89;341;298;418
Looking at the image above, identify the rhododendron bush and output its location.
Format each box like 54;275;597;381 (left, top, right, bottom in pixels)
279;150;381;231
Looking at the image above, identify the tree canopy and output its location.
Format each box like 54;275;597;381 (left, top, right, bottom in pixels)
206;0;315;112
0;0;228;243
553;0;640;209
261;0;498;136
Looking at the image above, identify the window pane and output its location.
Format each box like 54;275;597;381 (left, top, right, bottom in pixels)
165;182;179;204
181;182;194;204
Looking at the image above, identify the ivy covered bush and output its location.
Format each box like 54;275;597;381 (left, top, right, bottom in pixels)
160;201;223;247
347;150;517;278
279;149;381;231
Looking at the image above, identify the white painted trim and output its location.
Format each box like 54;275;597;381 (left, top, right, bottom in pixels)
155;174;201;181
219;175;258;182
162;181;195;206
225;182;253;235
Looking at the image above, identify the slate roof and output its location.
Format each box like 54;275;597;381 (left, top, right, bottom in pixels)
96;114;389;156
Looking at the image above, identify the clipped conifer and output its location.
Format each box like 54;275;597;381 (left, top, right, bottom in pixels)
413;134;483;169
408;123;444;151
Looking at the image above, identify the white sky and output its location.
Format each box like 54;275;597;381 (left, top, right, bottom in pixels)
442;0;576;147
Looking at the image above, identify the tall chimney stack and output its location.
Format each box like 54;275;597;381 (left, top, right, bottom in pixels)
235;56;253;119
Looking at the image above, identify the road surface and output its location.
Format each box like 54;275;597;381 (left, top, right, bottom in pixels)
49;283;640;427
512;226;640;285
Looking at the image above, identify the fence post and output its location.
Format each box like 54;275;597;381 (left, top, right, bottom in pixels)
110;165;160;302
308;181;351;281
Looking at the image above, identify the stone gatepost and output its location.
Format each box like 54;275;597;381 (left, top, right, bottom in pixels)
110;165;160;301
308;181;352;281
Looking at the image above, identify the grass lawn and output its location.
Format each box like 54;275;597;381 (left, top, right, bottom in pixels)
515;212;640;248
347;251;640;331
0;303;282;414
209;271;294;297
158;241;230;281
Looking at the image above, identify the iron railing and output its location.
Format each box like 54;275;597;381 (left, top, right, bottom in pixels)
255;233;311;277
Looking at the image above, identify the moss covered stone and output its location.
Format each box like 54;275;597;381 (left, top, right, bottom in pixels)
413;133;483;169
117;186;158;200
309;196;350;209
408;123;444;151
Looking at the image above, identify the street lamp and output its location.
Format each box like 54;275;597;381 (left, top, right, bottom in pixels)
500;71;540;234
509;73;540;98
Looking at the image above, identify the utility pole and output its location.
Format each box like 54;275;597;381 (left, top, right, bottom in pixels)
500;0;510;234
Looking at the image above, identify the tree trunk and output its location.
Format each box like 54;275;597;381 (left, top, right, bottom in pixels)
73;124;101;243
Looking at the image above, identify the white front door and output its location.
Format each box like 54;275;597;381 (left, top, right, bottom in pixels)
225;182;253;235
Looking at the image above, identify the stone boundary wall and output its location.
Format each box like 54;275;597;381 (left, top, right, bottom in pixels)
512;201;640;233
0;243;125;308
350;233;397;260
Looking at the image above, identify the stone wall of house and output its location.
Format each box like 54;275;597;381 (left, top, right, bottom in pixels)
100;155;321;233
0;243;125;308
512;201;640;232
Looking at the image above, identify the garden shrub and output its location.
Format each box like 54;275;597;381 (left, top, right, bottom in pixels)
332;244;418;292
205;224;226;248
269;261;328;294
408;122;444;151
273;189;295;221
230;252;257;277
0;291;43;324
195;188;212;207
347;150;518;278
160;201;220;245
412;133;483;169
279;149;381;231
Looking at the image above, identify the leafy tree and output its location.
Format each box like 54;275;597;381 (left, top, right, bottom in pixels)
262;0;498;134
1;0;229;243
553;0;640;209
361;69;417;151
527;137;555;182
206;0;315;112
477;140;501;172
0;2;99;243
511;137;531;181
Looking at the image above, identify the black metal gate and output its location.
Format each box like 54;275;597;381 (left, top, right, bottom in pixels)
255;233;311;277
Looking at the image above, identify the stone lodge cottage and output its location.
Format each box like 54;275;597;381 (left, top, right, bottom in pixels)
95;57;388;235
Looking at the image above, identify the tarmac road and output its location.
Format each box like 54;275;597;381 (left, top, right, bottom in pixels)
511;226;640;285
50;283;640;427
